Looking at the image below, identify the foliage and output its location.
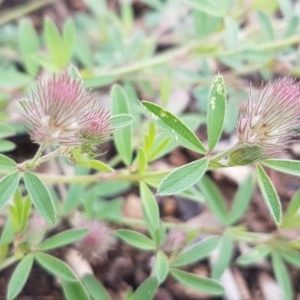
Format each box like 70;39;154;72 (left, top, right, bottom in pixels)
0;0;300;299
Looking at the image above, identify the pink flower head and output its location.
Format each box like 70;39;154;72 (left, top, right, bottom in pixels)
236;77;300;160
162;229;186;253
75;220;115;264
20;69;110;148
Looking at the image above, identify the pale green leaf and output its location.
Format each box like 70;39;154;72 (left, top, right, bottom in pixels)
172;236;219;267
116;229;156;250
7;254;34;300
111;85;132;165
256;165;282;225
0;172;21;211
262;159;300;177
141;101;206;154
198;175;227;224
35;252;76;281
272;253;293;300
140;182;160;232
24;172;56;224
158;158;208;195
170;268;224;295
40;228;88;251
207;74;227;150
153;250;169;283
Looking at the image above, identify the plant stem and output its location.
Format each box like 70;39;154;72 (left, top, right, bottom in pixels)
0;0;59;26
38;170;168;184
87;34;300;84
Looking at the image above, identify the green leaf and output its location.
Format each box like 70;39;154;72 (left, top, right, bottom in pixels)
198;175;227;224
257;10;274;40
0;172;21;211
116;229;156;250
282;189;300;228
272;253;293;300
227;175;254;225
141;101;205;153
82;274;111;300
35;252;76;281
130;277;159;300
62;280;90;300
172;236;219;267
237;245;271;266
256;165;282;225
207;74;227;150
110;113;133;130
7;254;34;300
211;234;234;279
111;85;132;165
137;147;147;173
139;182;160;232
18;18;39;77
184;0;232;16
262;159;300;177
87;160;113;172
170;268;224;295
61;19;76;66
44;17;63;68
0;140;16;152
224;17;239;51
0;123;15;139
24;172;56;224
158;158;208;195
40;228;88;251
279;249;300;268
153;250;169;283
0;154;18;171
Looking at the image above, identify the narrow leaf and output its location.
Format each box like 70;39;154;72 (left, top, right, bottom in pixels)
172;236;219;267
140;182;160;232
0;172;21;211
62;280;90;300
262;159;300;177
110;113;133;130
35;252;76;281
256;165;282;225
198;175;227;224
24;172;56;224
170;268;224;295
19;18;39;77
116;229;156;250
211;234;234;279
0;154;18;171
279;249;300;268
111;85;132;165
7;254;34;300
228;175;254;225
207;74;227;150
141;101;205;153
40;228;88;251
237;245;271;266
153;250;169;283
130;277;159;300
158;158;208;196
82;274;110;300
272;253;293;300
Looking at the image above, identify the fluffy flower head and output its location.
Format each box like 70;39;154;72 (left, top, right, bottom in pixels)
20;68;110;148
236;77;300;160
75;220;115;264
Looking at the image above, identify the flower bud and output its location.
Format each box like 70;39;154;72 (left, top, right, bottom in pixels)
162;229;186;253
75;220;115;264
